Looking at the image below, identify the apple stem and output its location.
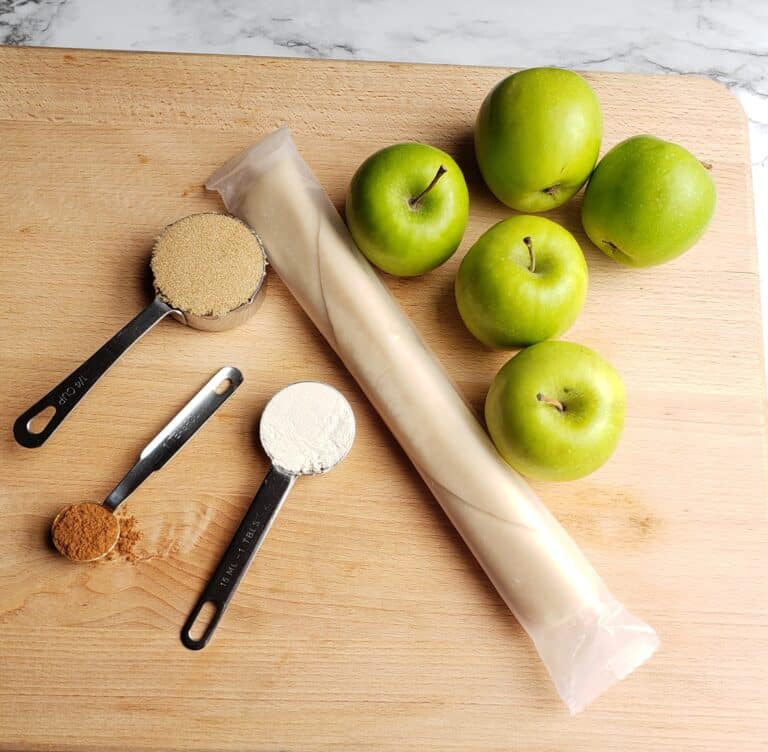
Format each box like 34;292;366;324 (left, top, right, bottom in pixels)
523;236;536;273
700;160;713;171
409;165;447;208
537;392;565;412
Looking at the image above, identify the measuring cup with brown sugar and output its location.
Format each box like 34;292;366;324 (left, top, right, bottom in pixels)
51;366;243;562
14;213;266;448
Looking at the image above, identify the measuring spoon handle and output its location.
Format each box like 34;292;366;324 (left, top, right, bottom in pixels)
13;297;175;448
181;467;296;650
103;366;244;512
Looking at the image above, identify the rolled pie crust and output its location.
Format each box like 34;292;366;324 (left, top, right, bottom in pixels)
207;127;658;713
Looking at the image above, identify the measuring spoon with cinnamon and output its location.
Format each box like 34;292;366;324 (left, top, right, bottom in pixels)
51;366;243;563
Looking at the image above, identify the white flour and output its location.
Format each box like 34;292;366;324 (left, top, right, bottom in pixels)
259;382;355;475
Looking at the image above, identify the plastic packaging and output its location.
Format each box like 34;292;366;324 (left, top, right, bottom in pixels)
207;126;659;713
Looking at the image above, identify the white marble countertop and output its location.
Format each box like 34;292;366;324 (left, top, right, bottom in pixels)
2;0;766;359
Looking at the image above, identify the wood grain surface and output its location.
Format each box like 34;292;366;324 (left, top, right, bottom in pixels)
0;47;766;752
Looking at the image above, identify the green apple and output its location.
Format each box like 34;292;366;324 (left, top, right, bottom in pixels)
485;341;625;481
345;143;469;276
475;67;602;212
455;215;587;348
581;135;716;267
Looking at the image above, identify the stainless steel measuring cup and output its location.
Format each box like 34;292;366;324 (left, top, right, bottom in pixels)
51;366;243;562
14;213;266;448
180;381;355;649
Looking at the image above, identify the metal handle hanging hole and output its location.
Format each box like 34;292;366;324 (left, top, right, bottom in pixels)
26;405;57;434
187;601;218;641
214;378;233;396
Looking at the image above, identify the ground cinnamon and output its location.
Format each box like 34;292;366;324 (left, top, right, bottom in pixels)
115;512;142;562
51;502;118;562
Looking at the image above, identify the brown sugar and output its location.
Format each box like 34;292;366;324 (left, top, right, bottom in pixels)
51;502;119;562
150;213;265;317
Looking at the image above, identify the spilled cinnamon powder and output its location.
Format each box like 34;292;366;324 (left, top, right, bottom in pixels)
115;512;142;563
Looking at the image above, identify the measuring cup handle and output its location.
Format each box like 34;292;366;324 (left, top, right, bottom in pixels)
13;297;175;448
181;467;296;650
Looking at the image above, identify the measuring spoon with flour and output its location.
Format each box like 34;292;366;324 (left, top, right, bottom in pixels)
181;381;355;650
14;213;266;448
51;366;243;562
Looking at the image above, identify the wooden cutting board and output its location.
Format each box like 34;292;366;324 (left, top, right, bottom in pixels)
0;46;766;752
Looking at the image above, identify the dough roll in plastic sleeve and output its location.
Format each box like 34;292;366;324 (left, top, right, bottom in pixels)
207;126;659;713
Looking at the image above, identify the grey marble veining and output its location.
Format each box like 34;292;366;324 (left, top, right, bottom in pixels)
1;0;767;349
